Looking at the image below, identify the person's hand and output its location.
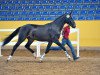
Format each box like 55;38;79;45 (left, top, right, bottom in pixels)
63;23;68;28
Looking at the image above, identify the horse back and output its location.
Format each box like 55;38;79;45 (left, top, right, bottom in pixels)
20;24;61;41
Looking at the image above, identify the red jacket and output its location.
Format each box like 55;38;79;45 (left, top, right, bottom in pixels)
62;26;70;39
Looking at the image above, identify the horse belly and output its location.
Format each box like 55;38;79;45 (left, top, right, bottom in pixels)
34;32;50;41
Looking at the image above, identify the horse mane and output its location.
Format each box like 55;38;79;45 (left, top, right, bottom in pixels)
53;14;66;23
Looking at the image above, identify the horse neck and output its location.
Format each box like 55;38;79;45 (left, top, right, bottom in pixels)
53;15;66;31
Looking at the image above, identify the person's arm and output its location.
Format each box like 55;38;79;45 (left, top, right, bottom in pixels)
62;28;64;37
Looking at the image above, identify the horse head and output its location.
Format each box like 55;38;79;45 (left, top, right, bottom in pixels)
65;11;76;28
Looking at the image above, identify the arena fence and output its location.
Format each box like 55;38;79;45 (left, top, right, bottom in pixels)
0;28;79;57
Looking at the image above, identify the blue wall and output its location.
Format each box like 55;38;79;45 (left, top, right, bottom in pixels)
0;0;100;20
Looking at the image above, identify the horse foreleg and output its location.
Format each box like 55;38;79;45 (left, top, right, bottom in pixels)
54;40;71;61
40;42;52;62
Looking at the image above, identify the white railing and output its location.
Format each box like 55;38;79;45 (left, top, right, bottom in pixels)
0;28;80;57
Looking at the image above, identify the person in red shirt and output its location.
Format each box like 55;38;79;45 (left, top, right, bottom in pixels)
49;23;79;61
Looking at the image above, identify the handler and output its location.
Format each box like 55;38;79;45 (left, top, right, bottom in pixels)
49;23;79;61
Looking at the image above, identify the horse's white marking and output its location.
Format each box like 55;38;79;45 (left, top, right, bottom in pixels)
64;51;71;59
40;53;45;61
66;15;70;18
7;55;12;60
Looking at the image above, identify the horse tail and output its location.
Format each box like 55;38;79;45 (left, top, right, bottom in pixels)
2;27;21;47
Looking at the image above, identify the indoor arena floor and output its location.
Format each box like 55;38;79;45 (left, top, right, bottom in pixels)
0;49;100;75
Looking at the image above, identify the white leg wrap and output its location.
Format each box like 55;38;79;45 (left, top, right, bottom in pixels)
40;53;45;61
64;51;71;59
7;55;12;60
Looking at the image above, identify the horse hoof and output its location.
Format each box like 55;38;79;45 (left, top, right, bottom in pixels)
34;57;36;59
39;61;43;63
68;58;71;61
6;60;9;63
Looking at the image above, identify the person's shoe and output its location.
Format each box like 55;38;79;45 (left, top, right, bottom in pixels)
73;57;80;61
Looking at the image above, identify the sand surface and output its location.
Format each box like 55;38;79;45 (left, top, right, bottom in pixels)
0;49;100;75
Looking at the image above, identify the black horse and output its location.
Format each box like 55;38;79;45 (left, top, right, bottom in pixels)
2;12;76;62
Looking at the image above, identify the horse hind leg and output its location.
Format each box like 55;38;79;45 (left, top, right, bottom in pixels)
7;41;22;62
25;38;36;58
7;33;27;62
40;42;52;62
